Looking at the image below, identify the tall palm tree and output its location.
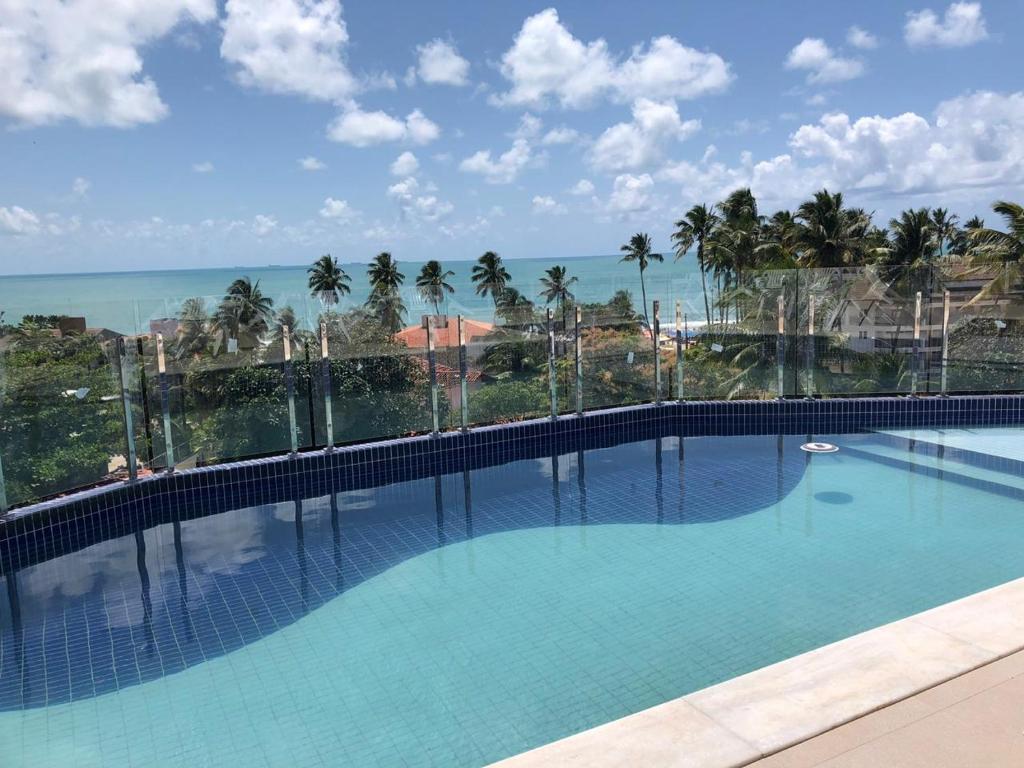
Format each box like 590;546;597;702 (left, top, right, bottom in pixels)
215;277;274;349
885;208;939;293
966;201;1024;302
619;232;663;330
794;189;872;268
930;208;959;256
366;252;406;333
307;254;351;307
415;260;456;316
672;204;719;328
951;216;985;256
175;297;212;359
471;251;511;306
496;287;536;327
538;265;578;334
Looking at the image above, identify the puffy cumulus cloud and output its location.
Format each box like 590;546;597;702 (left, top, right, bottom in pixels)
0;206;41;235
589;99;700;172
192;161;214;173
511;113;543;140
386;177;454;222
569;179;594;195
493;8;731;109
327;107;440;146
542;126;580;145
459;138;532;184
299;156;326;171
847;26;879;50
221;0;356;102
251;214;277;237
606;173;655;214
0;0;215;127
412;39;470;86
905;2;988;48
390;151;420;176
785;38;864;84
319;197;356;220
658;152;814;208
531;195;567;215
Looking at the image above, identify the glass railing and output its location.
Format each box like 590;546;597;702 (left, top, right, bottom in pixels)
2;262;1023;509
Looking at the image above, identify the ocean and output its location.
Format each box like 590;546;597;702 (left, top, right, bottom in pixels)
0;253;709;334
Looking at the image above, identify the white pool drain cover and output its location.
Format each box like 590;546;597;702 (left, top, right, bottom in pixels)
801;442;838;453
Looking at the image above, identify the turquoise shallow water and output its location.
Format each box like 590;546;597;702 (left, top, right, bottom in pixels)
3;432;1024;766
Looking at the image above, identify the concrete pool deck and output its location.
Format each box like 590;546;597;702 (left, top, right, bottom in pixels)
492;576;1024;767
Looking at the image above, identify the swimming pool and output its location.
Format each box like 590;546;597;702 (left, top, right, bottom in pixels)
3;425;1024;766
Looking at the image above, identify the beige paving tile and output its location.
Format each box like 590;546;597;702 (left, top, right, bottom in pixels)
490;698;760;768
687;620;992;755
910;577;1024;656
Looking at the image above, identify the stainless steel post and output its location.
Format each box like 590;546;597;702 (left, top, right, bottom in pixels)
574;306;583;415
804;294;815;399
283;326;298;454
155;334;175;472
457;315;470;431
777;293;786;399
547;308;557;419
427;315;440;436
320;321;334;449
940;290;950;396
117;337;138;484
912;291;922;396
653;300;662;405
0;454;6;514
675;301;684;401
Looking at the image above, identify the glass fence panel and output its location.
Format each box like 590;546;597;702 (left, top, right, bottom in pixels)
0;311;128;507
578;290;655;410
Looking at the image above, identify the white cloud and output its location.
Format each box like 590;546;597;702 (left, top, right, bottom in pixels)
299;156;326;171
414;39;470;86
252;214;277;236
192;161;214;173
459;138;532;184
847;26;879;50
390;151;420;176
327;106;440;146
319;197;356;220
493;8;732;109
72;177;91;197
785;38;864;84
531;195;567;215
569;179;594;195
0;206;41;235
220;0;356;101
0;0;216;127
386;176;453;222
905;2;988;47
658;151;813;208
589;98;700;172
606;173;655;214
511;113;543;140
542;126;580;145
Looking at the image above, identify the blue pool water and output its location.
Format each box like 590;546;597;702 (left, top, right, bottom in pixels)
2;430;1024;766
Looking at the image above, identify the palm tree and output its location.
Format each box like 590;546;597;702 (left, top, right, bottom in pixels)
539;265;578;335
496;287;536;327
951;216;984;256
307;254;351;307
619;232;663;330
884;208;939;295
794;189;872;268
415;260;455;316
215;277;274;350
175;297;212;359
930;208;959;256
471;251;511;306
672;204;719;328
966;201;1024;302
365;252;406;333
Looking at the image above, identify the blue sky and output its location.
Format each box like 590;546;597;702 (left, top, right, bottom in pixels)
1;0;1022;274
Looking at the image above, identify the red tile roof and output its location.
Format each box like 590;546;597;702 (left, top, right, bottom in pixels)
396;317;494;348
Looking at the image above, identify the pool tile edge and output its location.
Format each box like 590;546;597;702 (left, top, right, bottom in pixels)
490;576;1024;768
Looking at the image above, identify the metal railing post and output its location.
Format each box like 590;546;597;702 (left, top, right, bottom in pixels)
457;315;470;431
911;291;922;396
653;300;662;405
774;294;782;399
574;306;583;415
282;326;299;454
0;453;7;514
426;315;440;436
804;294;815;399
547;308;557;419
116;337;138;484
675;301;684;401
155;334;175;472
940;290;950;396
320;321;334;449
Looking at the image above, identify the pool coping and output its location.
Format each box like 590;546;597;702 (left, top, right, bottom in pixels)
490;576;1024;768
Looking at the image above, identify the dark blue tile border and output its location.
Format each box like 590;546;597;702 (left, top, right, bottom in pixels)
2;394;1022;575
